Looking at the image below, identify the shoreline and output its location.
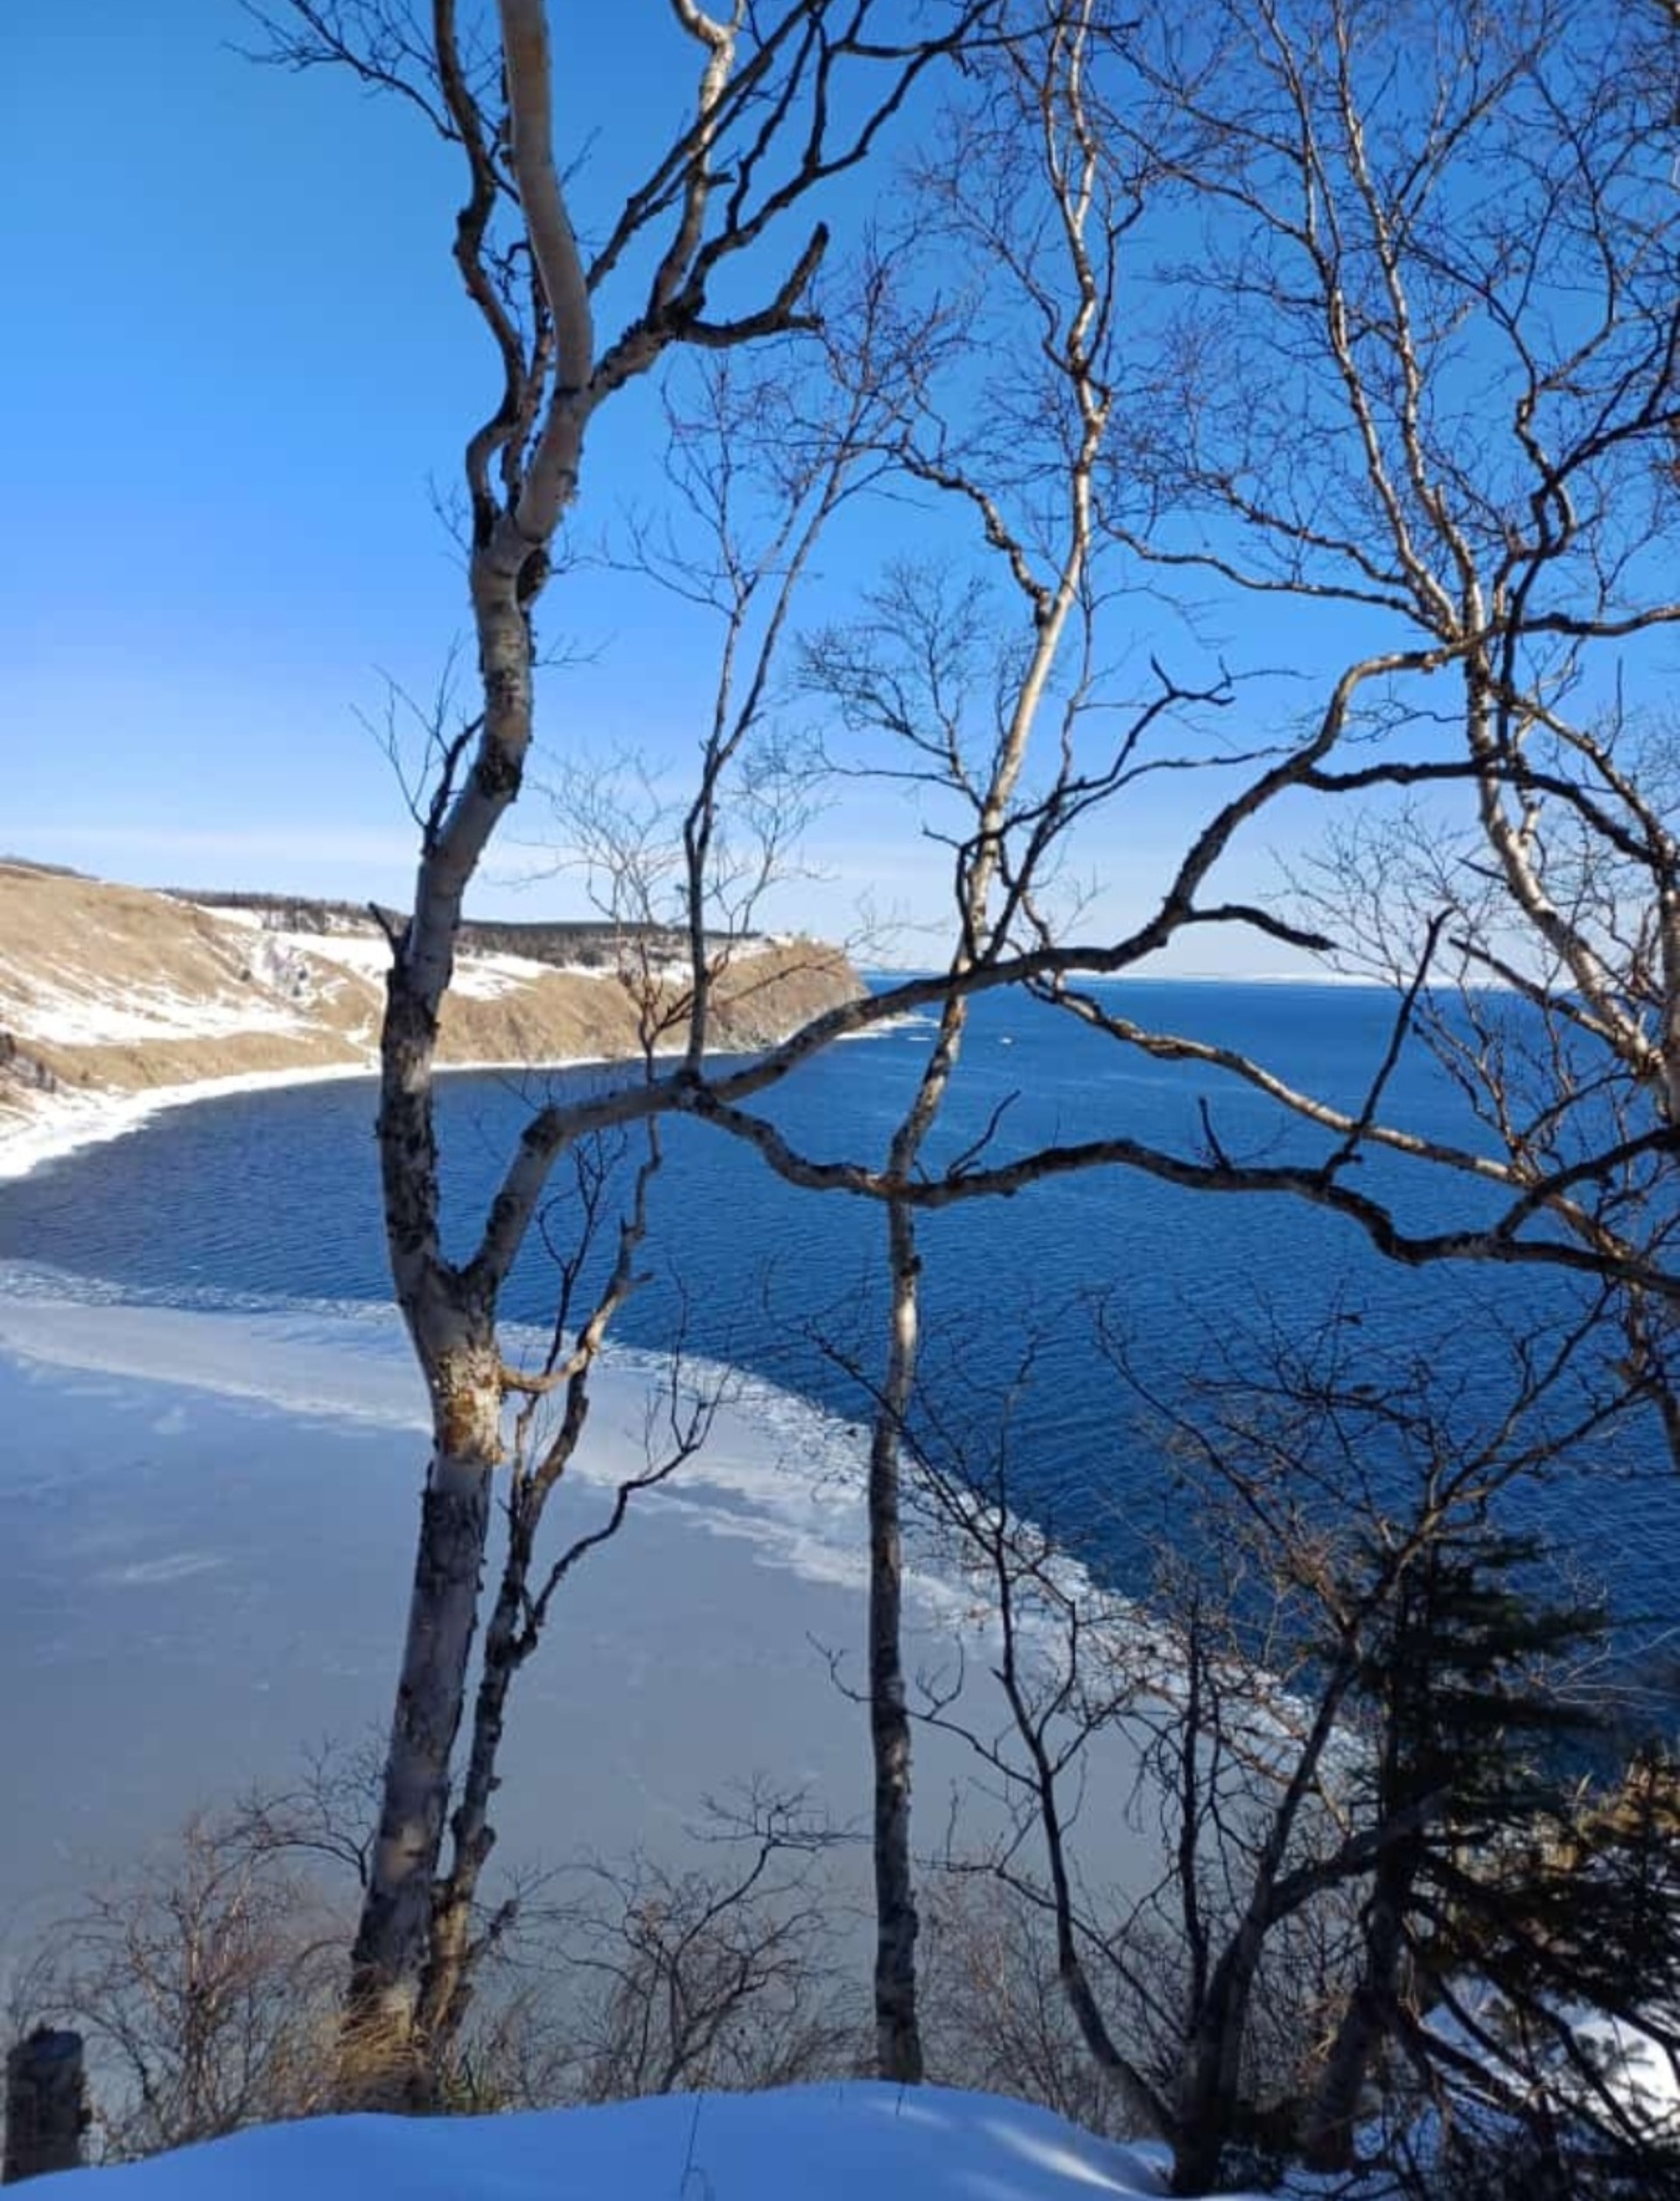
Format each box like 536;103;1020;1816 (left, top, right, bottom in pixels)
0;1058;382;1186
0;1045;686;1188
0;1277;1057;1627
0;868;866;1187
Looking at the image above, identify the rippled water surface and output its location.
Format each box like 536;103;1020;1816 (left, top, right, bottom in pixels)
1;980;1671;1612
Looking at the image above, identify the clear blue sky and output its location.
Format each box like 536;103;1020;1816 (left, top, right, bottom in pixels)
4;3;1382;971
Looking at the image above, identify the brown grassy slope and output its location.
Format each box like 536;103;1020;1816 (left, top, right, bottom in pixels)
0;865;863;1131
0;865;376;1114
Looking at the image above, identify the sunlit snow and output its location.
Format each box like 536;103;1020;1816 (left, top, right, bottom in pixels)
28;2083;1231;2201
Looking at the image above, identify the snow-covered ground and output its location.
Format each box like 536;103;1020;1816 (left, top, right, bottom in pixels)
205;912;396;989
25;2082;1224;2199
446;948;561;999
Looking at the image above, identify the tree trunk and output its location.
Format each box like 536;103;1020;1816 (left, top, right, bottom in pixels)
348;559;530;2085
346;1324;502;2089
1304;1840;1417;2170
413;1498;536;2053
1168;1920;1269;2196
870;1197;924;2084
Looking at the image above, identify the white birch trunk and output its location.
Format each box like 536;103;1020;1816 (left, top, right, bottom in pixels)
869;1198;924;2082
346;1322;503;2073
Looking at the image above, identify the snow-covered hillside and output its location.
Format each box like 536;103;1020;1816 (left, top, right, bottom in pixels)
27;2083;1246;2201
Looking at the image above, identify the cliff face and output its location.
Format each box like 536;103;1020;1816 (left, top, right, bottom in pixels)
0;863;863;1133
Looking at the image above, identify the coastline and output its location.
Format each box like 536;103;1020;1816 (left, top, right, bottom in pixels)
0;978;1376;1187
0;1059;381;1186
0;1045;681;1188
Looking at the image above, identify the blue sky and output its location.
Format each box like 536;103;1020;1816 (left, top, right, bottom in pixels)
4;3;1419;972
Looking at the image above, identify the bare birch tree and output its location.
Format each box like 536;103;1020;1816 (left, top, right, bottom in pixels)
706;0;1680;1307
243;0;1680;2112
796;0;1146;2078
249;0;997;2085
683;94;1680;2122
250;0;1344;2102
787;0;1322;2079
1052;0;1680;1389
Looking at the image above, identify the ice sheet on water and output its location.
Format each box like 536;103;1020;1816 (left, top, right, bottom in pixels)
0;1264;933;1614
0;1260;1130;1680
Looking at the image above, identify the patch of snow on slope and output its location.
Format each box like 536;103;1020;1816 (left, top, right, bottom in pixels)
246;929;394;985
260;929;606;999
1567;2010;1680;2133
28;2082;1222;2199
237;931;317;1000
449;948;560;999
199;917;794;998
188;908;392;989
1431;1988;1680;2144
0;971;314;1047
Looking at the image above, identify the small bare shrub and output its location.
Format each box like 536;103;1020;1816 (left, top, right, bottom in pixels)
11;1809;349;2161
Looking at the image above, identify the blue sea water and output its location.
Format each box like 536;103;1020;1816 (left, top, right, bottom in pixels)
0;978;1671;1619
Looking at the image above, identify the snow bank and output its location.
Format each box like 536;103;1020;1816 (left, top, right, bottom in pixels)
446;949;560;999
26;2082;1208;2199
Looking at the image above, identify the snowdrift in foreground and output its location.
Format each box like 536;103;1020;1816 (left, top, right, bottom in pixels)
30;2082;1245;2200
